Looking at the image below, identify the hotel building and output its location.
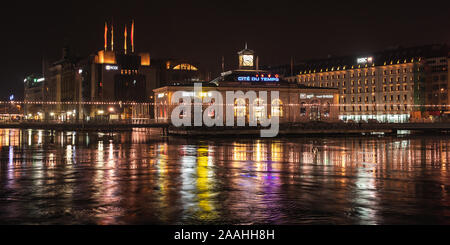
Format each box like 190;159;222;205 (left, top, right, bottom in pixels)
154;46;340;124
276;44;449;123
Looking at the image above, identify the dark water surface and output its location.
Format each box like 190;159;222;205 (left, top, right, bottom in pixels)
0;128;449;225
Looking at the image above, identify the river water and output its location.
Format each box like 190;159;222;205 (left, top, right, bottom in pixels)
0;128;449;225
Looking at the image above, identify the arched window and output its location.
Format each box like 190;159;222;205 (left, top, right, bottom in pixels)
206;98;216;118
324;102;331;118
310;100;320;120
234;98;246;117
253;98;265;120
173;63;198;71
271;99;283;117
300;102;306;116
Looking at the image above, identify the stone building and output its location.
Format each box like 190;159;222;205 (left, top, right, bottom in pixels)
154;47;339;125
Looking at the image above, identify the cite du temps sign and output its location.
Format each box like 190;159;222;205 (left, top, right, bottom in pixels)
237;76;280;82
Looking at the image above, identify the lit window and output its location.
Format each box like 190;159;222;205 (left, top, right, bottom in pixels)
254;99;265;120
300;102;306;116
271;99;283;117
173;63;199;71
234;99;246;117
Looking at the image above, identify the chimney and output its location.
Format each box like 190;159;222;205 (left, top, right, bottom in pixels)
124;25;128;54
62;46;70;60
256;56;259;70
104;22;108;51
131;20;135;53
111;20;114;51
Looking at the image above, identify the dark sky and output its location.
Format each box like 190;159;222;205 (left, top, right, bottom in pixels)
1;0;449;99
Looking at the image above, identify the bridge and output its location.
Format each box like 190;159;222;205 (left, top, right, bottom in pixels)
0;120;170;131
0;120;449;135
166;122;450;136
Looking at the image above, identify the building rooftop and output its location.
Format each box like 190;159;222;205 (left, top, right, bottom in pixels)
208;70;337;90
266;43;450;76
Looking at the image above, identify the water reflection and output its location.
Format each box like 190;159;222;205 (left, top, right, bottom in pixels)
0;128;449;224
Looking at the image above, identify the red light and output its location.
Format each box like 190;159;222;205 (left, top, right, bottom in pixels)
275;74;279;78
268;74;271;78
261;74;265;77
256;74;259;77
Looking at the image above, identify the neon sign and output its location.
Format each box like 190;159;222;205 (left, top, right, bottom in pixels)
357;57;373;64
300;93;334;99
105;65;119;71
237;76;280;82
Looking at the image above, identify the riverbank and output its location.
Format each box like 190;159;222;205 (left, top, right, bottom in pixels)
1;121;450;135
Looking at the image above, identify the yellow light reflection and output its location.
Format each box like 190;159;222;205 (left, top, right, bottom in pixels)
196;145;217;221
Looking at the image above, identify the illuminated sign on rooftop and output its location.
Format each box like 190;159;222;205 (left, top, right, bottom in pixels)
300;93;334;99
105;65;119;71
357;57;373;64
24;77;45;83
237;75;280;82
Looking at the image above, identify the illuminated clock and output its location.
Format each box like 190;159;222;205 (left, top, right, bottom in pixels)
238;45;255;69
242;55;254;67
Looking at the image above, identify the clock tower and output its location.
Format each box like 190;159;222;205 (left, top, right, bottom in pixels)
238;43;255;70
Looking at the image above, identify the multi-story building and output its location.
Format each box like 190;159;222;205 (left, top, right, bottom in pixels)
154;47;340;124
23;74;45;119
43;46;83;121
276;44;449;123
35;20;202;121
424;56;449;114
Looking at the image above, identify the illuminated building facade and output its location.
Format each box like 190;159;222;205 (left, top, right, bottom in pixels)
24;74;45;119
43;46;83;121
424;56;449;115
80;49;153;120
154;47;339;123
157;59;202;84
277;44;449;123
37;21;202;121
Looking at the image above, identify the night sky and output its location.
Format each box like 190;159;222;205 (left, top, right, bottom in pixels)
1;0;449;100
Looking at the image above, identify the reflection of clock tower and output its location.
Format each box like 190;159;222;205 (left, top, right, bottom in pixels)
238;43;255;70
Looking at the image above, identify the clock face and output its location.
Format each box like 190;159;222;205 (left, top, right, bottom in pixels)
242;55;254;67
